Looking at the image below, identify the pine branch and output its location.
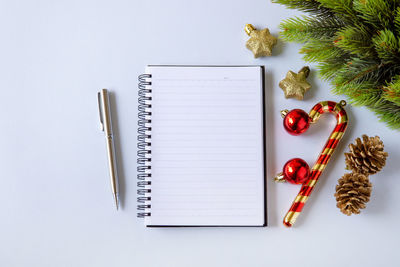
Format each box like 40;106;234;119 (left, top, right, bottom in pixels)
383;75;400;105
353;0;394;30
279;15;345;43
318;0;358;21
334;58;382;85
300;39;350;62
333;80;381;106
372;29;400;64
274;0;400;129
271;0;334;16
317;60;348;80
370;99;400;129
334;25;375;56
394;7;400;35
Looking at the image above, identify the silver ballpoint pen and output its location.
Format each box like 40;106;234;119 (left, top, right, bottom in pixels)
97;89;120;210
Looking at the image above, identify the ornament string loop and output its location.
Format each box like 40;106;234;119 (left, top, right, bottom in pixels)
282;101;348;227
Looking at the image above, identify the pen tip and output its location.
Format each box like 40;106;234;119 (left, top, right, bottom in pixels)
114;194;119;211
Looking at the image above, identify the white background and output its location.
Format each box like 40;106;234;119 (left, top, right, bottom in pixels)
1;0;398;266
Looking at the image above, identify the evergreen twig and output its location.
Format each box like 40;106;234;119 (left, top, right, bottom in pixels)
273;0;400;129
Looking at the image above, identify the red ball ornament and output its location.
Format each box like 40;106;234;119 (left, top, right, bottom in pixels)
282;158;310;184
283;109;310;135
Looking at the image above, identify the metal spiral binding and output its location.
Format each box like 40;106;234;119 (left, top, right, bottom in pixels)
137;74;152;218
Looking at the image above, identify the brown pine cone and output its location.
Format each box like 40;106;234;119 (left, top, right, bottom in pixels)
345;135;388;175
334;172;372;216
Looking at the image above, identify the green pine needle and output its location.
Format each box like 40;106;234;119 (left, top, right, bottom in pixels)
372;29;400;63
383;75;400;105
271;0;334;16
279;16;345;42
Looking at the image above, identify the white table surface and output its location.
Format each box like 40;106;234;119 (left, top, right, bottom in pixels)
1;0;399;266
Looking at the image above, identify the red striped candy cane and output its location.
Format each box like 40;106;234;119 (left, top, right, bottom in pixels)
282;100;348;227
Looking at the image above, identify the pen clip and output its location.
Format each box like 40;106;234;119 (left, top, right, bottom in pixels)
97;92;104;132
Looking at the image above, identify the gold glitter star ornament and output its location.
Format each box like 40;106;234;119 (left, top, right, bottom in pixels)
245;24;277;58
279;66;312;100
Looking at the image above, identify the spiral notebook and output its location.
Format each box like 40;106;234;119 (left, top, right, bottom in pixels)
137;65;266;227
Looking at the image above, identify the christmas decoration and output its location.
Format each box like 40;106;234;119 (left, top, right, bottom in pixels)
275;100;348;227
334;172;372;216
334;134;388;215
279;66;311;100
272;0;400;129
245;24;277;58
281;108;311;135
345;135;388;175
274;158;310;184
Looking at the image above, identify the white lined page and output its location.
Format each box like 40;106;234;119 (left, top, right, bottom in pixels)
146;66;265;226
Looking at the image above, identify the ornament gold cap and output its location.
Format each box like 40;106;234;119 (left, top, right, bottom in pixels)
274;172;286;183
339;100;347;107
245;24;256;35
280;109;289;118
299;66;310;78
